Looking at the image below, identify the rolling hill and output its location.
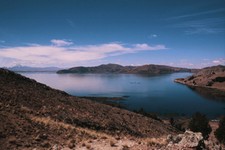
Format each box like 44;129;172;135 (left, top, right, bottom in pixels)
57;64;195;74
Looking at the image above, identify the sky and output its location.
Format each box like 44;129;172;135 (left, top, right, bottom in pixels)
0;0;224;68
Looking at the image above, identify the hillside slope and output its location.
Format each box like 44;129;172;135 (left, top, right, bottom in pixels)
175;65;225;91
57;63;195;74
0;68;177;149
175;65;225;100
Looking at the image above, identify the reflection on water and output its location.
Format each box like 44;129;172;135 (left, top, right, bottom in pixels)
21;72;225;118
189;86;225;102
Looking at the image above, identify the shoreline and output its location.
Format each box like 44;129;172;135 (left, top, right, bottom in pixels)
79;95;225;120
175;78;225;92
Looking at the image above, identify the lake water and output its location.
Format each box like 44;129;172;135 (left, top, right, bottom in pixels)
21;72;225;118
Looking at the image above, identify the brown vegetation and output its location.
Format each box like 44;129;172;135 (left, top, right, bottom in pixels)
0;68;177;149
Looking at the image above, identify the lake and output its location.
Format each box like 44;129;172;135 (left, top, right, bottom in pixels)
21;72;225;118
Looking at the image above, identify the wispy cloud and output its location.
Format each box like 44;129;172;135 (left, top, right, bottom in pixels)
167;8;225;20
173;17;225;34
51;39;73;47
66;19;75;28
167;8;225;35
149;34;158;38
197;58;225;68
167;58;225;69
0;40;166;67
212;58;225;65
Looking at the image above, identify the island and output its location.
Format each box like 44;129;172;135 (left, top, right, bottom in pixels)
57;63;196;74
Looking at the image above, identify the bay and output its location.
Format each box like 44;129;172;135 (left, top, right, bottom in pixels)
21;72;225;118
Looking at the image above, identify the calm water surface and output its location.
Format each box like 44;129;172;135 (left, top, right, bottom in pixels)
21;72;225;118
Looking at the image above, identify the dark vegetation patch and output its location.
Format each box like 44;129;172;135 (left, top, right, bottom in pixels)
212;77;225;83
215;116;225;144
133;108;162;122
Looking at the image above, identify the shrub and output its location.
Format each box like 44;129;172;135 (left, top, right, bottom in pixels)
134;108;161;121
169;117;174;126
188;112;212;139
215;116;225;144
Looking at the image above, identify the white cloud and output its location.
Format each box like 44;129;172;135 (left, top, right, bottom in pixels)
51;39;73;47
149;34;158;38
0;40;166;67
212;58;225;64
213;60;220;64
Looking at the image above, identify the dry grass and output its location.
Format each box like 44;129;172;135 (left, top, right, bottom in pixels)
122;145;130;150
145;137;167;147
29;115;112;140
30;115;74;129
20;105;32;113
29;115;169;149
110;140;116;147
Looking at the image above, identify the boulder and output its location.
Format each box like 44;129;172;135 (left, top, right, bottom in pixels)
167;130;203;148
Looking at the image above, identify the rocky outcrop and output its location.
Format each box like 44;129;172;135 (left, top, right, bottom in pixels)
57;63;195;74
167;129;224;150
167;130;203;149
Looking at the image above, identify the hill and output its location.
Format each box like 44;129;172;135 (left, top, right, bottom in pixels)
7;65;61;72
57;63;195;74
175;65;225;100
0;68;177;149
175;65;225;91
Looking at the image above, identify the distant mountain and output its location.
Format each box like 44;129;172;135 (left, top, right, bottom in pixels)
57;63;196;74
8;65;62;72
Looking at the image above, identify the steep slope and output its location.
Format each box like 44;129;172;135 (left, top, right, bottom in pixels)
0;68;177;149
57;63;195;74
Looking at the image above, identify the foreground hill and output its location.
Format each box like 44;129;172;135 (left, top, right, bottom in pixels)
57;64;195;74
0;68;177;149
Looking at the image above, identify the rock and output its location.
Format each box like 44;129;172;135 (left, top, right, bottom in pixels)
8;136;17;144
204;140;222;150
67;139;76;149
167;134;182;144
178;130;203;147
41;141;51;148
167;130;203;148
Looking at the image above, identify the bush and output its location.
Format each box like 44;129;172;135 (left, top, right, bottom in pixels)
134;108;161;122
215;116;225;144
169;117;174;126
188;112;212;139
169;118;185;132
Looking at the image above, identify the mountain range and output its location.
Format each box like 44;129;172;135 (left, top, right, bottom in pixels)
57;64;197;74
7;65;62;72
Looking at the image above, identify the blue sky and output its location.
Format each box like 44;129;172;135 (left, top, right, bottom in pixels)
0;0;224;68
